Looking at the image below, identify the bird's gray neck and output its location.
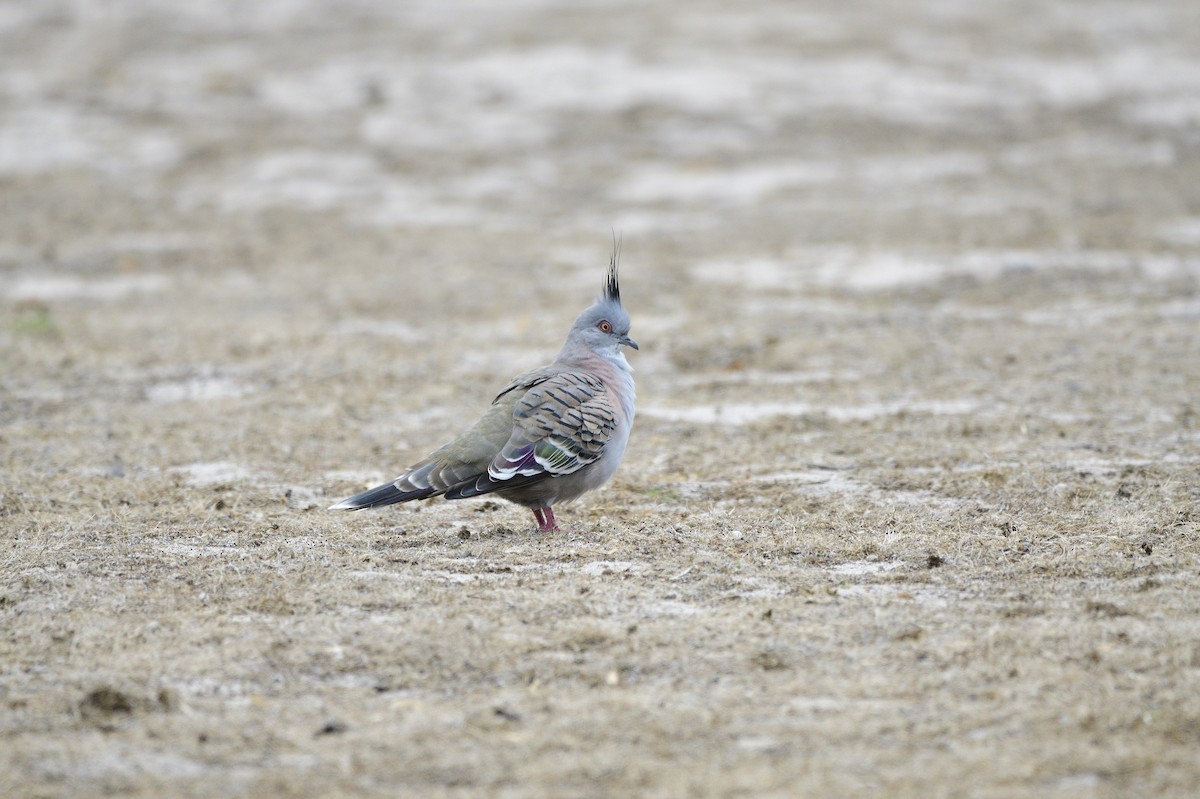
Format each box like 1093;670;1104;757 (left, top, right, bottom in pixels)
596;351;636;421
558;345;632;375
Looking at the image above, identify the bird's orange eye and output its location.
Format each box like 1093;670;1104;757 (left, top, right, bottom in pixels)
597;320;613;333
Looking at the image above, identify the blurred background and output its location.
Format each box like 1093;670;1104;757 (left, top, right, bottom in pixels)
2;0;1198;482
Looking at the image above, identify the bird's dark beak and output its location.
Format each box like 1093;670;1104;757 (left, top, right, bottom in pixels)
621;335;639;351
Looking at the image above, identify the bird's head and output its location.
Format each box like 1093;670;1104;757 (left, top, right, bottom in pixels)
566;243;638;358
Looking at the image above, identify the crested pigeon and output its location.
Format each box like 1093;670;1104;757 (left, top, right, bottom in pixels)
329;249;637;532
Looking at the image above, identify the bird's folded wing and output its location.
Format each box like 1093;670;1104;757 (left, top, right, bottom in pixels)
492;365;557;403
443;371;616;498
392;398;514;494
499;370;615;478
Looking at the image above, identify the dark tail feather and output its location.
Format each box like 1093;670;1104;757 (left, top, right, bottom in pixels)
328;480;437;510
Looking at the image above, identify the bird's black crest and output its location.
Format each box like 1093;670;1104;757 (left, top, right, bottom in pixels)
605;233;622;304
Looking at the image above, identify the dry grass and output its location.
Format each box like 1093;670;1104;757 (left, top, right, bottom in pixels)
4;249;1199;797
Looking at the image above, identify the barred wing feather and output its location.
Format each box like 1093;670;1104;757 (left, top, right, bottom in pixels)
444;372;616;499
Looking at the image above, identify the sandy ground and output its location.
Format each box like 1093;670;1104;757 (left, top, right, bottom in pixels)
3;0;1200;796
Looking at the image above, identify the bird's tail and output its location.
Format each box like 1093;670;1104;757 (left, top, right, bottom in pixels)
328;480;436;511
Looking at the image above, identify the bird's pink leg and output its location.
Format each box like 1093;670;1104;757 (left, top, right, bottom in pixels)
532;508;546;529
539;507;559;532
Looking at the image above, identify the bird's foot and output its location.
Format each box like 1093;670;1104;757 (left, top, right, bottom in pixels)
532;507;559;532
